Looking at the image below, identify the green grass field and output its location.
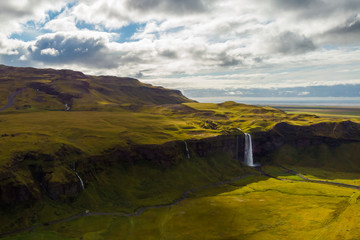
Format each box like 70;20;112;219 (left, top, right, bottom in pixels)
284;166;360;185
4;174;360;240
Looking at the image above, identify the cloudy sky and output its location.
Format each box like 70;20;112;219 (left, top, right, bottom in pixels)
1;0;360;91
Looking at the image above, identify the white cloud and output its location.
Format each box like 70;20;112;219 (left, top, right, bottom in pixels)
44;16;78;32
40;48;59;56
0;33;28;57
0;0;360;90
71;1;131;30
0;0;70;35
19;55;27;61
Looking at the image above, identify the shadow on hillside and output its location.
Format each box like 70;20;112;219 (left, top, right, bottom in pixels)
260;142;360;182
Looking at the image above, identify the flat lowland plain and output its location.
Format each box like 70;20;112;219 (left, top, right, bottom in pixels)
4;174;360;240
273;105;360;119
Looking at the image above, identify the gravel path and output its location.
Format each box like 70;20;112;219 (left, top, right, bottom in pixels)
278;165;360;190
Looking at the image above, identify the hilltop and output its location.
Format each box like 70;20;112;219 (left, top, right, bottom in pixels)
0;65;192;111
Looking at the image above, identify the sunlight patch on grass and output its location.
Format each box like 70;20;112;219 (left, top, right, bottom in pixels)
19;177;360;240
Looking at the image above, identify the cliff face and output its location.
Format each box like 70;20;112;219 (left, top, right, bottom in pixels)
272;120;360;142
0;174;33;204
0;146;83;203
1;120;360;204
250;121;360;172
88;135;242;172
0;136;243;204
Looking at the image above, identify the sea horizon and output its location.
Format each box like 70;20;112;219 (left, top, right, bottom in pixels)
190;96;360;107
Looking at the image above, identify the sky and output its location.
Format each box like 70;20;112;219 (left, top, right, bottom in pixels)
1;0;360;92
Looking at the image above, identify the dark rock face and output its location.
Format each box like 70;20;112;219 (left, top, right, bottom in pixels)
252;131;285;157
0;182;33;204
99;141;183;168
94;135;243;169
272;121;360;142
250;121;360;162
47;181;80;201
0;168;81;203
188;135;242;159
27;82;80;106
0;146;84;204
0;168;35;204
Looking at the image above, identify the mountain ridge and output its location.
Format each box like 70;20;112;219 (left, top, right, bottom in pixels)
0;64;193;111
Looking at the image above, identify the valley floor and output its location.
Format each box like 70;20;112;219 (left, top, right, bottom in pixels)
3;167;360;240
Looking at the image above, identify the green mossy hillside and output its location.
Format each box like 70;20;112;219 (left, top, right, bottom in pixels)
0;64;192;111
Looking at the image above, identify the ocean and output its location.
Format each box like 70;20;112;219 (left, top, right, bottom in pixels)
190;97;360;107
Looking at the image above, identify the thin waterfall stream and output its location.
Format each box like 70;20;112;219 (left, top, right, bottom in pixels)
75;172;85;190
72;163;85;190
184;141;190;159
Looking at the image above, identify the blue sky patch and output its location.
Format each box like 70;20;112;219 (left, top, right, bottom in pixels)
10;21;51;42
113;23;146;43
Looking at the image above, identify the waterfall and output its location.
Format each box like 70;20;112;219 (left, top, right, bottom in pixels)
72;162;84;190
65;104;70;111
244;133;256;167
184;141;190;159
75;171;85;190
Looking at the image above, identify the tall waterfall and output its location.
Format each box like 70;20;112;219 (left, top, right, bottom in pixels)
244;133;255;167
184;141;190;159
